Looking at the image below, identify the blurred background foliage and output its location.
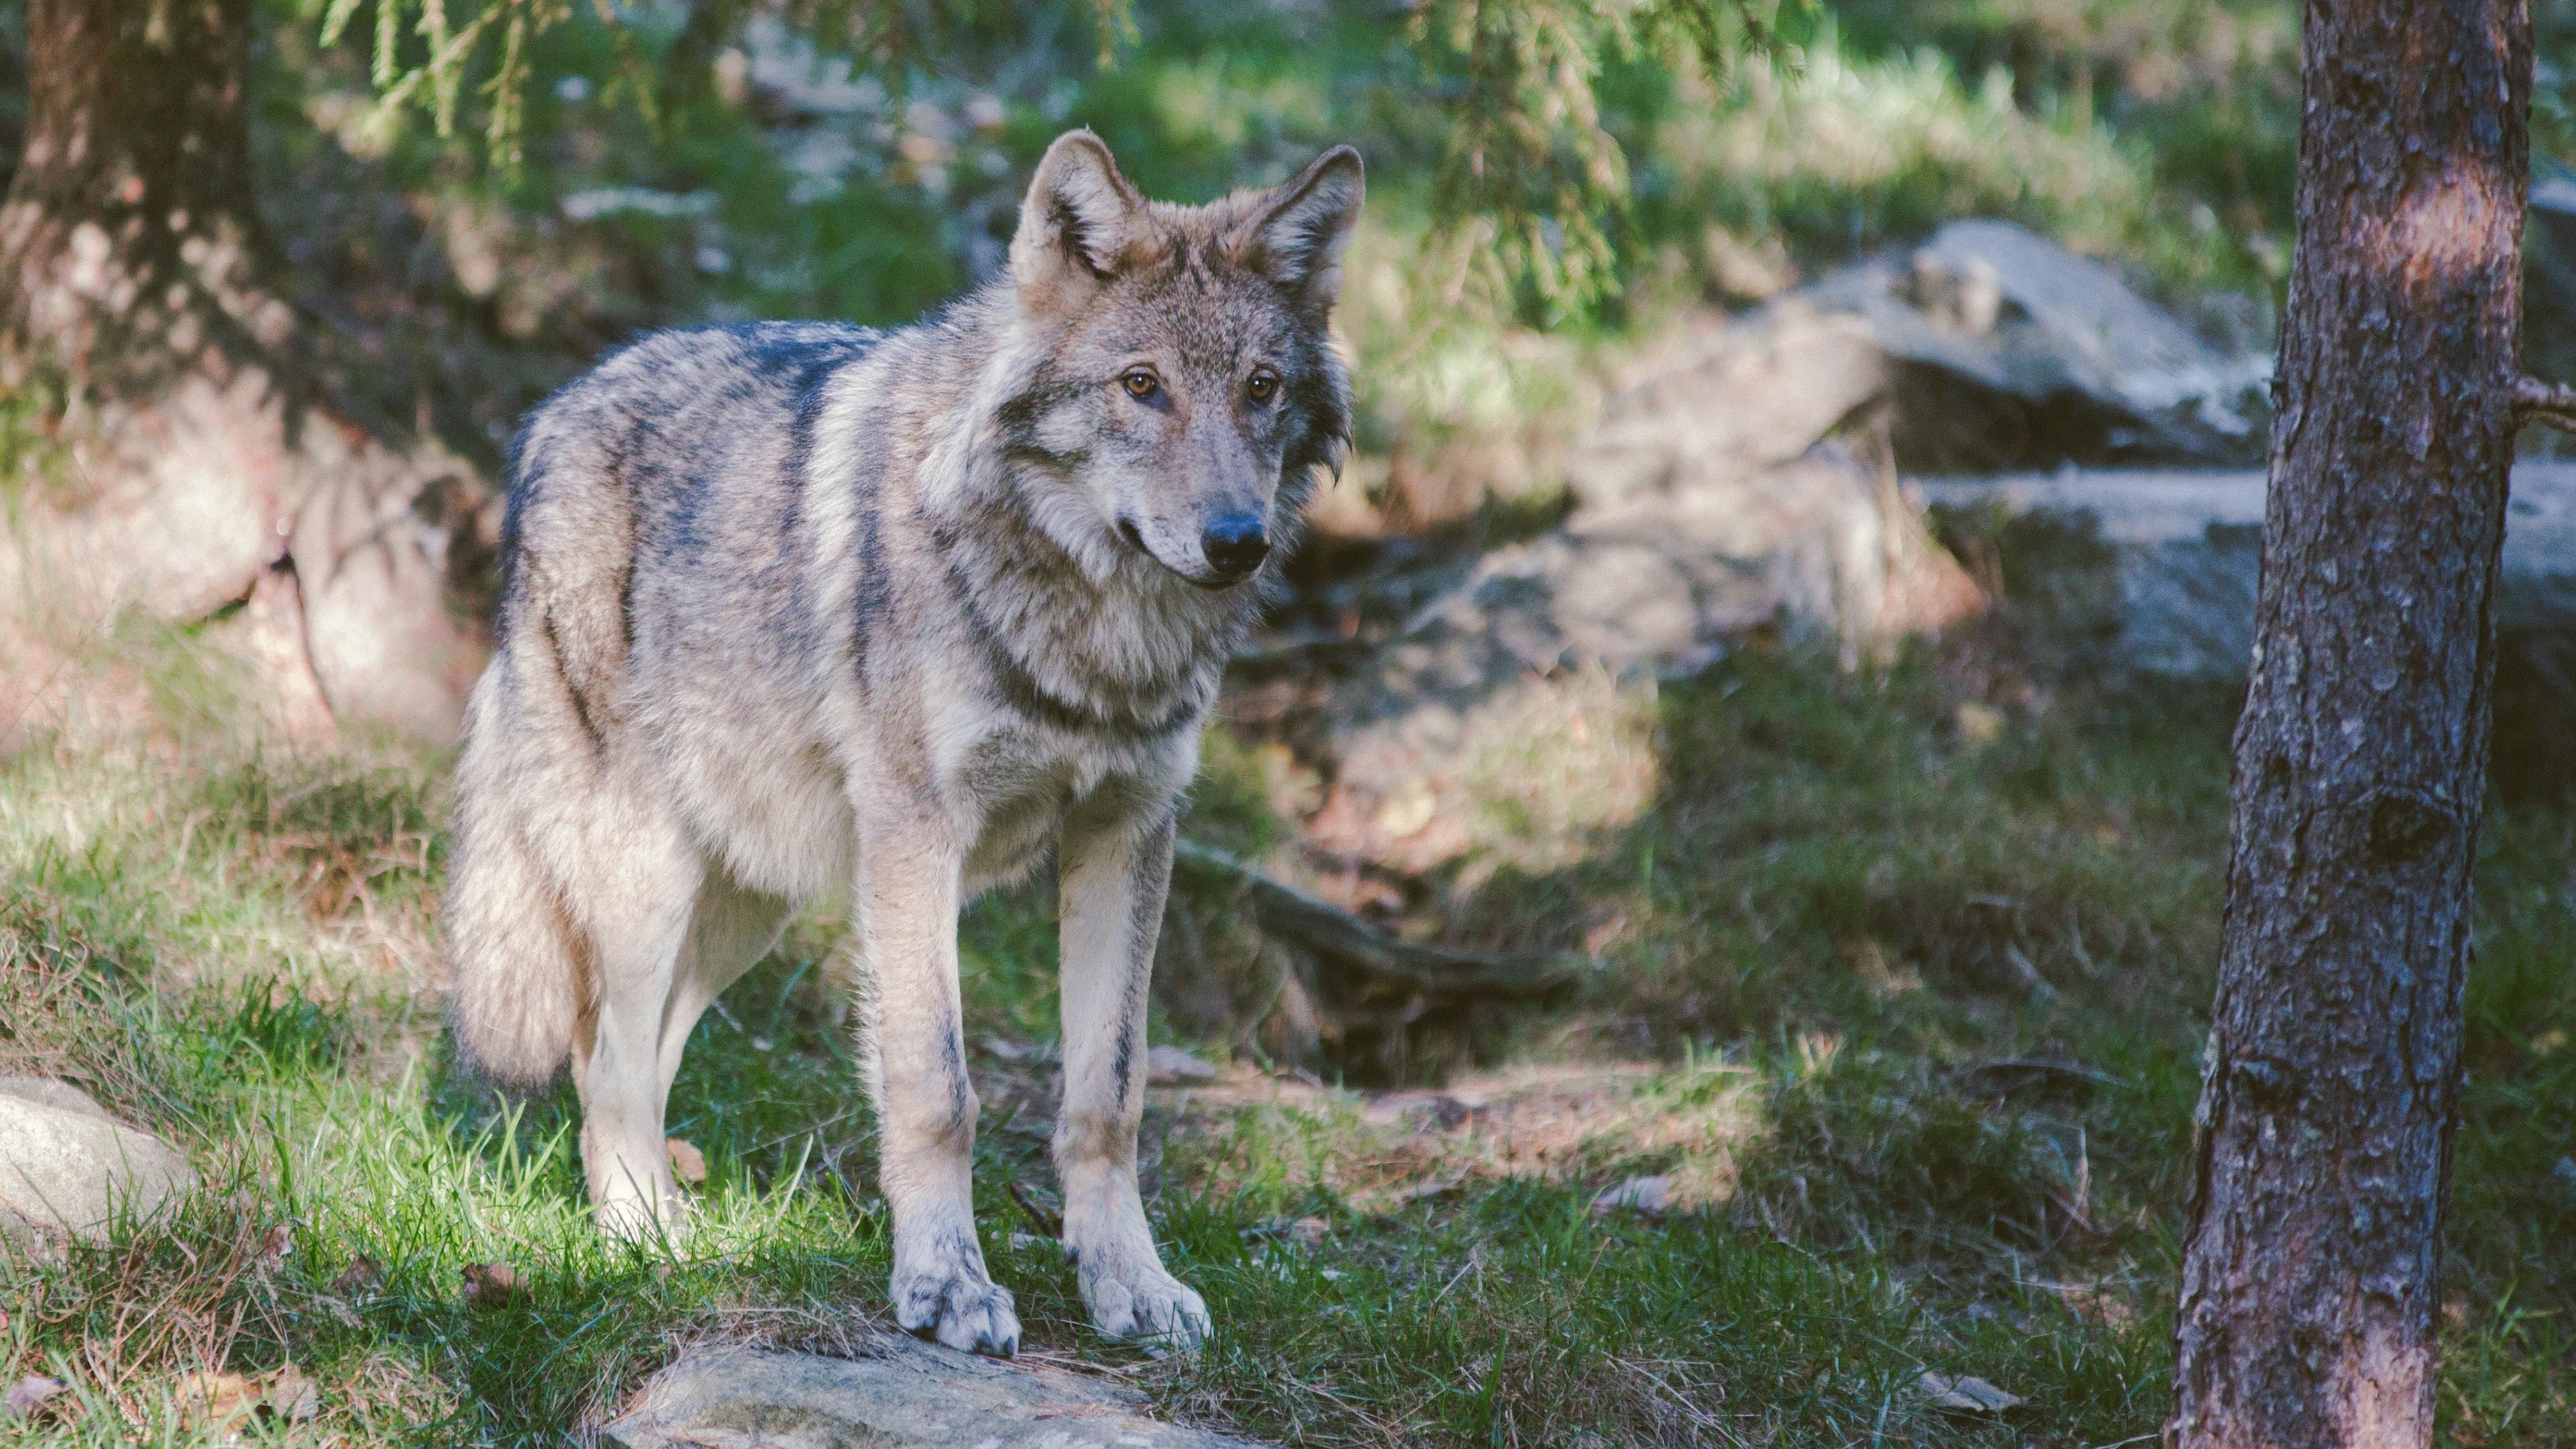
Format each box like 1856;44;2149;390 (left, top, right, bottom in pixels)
0;0;2568;511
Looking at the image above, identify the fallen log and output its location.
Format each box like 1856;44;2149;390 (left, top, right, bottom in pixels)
1171;838;1583;999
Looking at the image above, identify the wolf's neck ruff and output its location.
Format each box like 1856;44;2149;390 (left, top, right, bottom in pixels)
926;435;1250;741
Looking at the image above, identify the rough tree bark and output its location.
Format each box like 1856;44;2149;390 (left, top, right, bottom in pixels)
2167;1;2570;1446
0;0;485;742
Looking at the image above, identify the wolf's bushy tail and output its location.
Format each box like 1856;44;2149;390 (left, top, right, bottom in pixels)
443;803;586;1088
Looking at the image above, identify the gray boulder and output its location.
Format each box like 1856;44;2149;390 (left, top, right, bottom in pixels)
604;1341;1267;1448
0;1078;197;1245
1569;219;2270;509
1280;220;2270;871
1312;442;1983;867
1917;460;2576;791
1568;307;1897;513
1804;219;2270;469
1306;306;1987;867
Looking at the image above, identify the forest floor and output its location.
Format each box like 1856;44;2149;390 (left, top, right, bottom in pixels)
4;2;2575;1443
0;572;2570;1448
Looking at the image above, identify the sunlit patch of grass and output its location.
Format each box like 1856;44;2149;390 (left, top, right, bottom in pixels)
1450;667;1663;877
194;756;445;921
1438;643;2233;1065
1166;1058;1764;1219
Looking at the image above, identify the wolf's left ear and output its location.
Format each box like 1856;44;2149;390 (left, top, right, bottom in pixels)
1239;146;1365;316
1012;130;1155;317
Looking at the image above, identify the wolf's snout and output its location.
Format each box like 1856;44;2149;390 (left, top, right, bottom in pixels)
1201;515;1269;581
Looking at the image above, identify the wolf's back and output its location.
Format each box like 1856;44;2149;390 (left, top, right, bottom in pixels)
444;322;877;1086
497;322;879;708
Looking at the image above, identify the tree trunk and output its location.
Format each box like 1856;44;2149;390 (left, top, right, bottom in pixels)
2167;2;2534;1447
0;0;485;742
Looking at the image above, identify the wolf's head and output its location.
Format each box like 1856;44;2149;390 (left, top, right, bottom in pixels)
994;130;1361;591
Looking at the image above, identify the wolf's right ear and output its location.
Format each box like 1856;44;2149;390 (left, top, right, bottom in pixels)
1011;131;1154;317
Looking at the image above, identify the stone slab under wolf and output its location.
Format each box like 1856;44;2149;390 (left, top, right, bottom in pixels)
603;1340;1269;1448
0;1077;198;1245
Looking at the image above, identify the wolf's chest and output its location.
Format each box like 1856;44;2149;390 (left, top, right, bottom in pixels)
954;730;1122;891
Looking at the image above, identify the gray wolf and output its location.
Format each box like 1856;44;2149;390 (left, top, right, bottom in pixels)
440;130;1361;1356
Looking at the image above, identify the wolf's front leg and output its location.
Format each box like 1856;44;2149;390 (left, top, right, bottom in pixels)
1055;801;1211;1349
855;808;1019;1356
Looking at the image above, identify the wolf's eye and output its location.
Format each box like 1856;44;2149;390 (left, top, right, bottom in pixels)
1121;369;1161;399
1246;370;1279;404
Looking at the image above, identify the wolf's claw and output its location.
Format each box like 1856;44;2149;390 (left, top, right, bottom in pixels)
893;1265;1021;1357
1080;1256;1211;1352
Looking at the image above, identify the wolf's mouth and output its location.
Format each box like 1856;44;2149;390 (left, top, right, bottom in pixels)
1117;517;1242;590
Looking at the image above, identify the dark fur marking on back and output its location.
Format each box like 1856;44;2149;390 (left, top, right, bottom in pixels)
540;609;606;753
775;343;870;639
494;431;536;614
612;407;656;664
849;451;889;683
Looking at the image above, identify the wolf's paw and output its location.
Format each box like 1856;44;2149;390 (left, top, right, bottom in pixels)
592;1184;687;1247
892;1260;1021;1357
1079;1255;1211;1352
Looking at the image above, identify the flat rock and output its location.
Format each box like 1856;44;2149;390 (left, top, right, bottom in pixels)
1915;462;2576;674
1916;462;2576;792
0;1078;197;1245
604;1342;1268;1448
1570;220;2271;508
1802;219;2270;469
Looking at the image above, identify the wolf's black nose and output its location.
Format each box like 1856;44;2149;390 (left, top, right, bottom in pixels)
1202;516;1270;579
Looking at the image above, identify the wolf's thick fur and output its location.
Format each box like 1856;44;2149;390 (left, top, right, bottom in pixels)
442;132;1359;1354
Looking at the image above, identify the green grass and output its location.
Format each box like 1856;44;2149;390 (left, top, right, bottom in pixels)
0;590;2568;1446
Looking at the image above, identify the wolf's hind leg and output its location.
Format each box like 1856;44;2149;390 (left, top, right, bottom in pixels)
1055;802;1209;1349
854;806;1019;1356
657;870;796;1100
565;828;702;1243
